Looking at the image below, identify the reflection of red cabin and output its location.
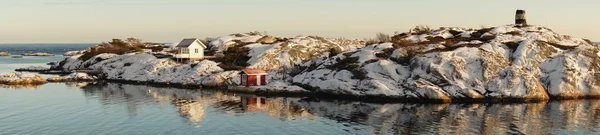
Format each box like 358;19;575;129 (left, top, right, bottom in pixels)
240;69;268;86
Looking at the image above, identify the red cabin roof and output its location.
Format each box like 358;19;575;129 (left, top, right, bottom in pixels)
241;69;268;75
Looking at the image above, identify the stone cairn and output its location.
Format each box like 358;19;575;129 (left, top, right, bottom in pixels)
515;9;527;27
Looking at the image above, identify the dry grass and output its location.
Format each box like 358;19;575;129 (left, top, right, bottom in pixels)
79;38;146;61
412;25;432;35
375;33;391;43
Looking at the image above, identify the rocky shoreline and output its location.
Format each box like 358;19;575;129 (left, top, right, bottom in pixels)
5;70;598;103
78;79;554;103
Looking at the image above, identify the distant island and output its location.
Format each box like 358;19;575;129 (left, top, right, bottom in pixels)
0;52;10;56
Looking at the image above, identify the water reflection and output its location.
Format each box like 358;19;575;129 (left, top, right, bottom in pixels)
78;83;600;135
0;84;43;89
79;83;314;126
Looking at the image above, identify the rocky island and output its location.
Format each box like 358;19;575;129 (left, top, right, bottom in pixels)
22;53;55;56
0;72;47;85
32;23;597;103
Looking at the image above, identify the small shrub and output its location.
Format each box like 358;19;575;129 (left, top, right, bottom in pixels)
350;69;368;80
391;33;409;44
375;33;391;42
412;25;432;35
365;39;379;46
246;31;263;36
213;47;250;69
329;47;343;57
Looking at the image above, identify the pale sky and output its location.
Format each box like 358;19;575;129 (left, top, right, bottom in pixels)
1;0;599;43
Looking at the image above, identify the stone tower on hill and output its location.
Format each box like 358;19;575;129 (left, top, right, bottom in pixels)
515;10;527;26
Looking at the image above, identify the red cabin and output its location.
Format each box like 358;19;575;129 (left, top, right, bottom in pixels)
240;69;268;86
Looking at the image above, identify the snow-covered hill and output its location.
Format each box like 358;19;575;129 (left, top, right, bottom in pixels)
47;25;600;102
293;25;599;101
207;33;365;70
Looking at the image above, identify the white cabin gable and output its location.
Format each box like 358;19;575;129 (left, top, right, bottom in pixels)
174;38;206;59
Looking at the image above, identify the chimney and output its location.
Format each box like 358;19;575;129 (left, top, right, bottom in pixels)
515;10;527;26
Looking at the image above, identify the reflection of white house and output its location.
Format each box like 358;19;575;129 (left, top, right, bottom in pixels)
174;38;207;60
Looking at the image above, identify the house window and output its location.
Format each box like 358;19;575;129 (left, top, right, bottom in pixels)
195;49;198;53
181;48;189;54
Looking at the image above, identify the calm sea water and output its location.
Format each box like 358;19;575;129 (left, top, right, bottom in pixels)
0;43;95;55
2;44;600;135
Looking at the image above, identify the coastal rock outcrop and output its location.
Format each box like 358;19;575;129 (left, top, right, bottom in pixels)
0;72;47;85
0;52;10;56
47;73;97;82
63;50;84;56
23;53;55;56
15;66;49;72
292;25;598;101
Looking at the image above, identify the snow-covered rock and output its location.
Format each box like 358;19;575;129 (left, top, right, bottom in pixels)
208;34;365;70
22;53;54;56
0;72;47;85
50;53;118;71
63;50;84;56
47;73;97;82
15;66;49;72
85;54;232;87
293;25;599;101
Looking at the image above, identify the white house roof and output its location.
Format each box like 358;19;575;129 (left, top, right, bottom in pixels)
176;38;207;48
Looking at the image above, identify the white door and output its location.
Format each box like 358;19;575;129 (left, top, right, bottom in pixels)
241;74;247;85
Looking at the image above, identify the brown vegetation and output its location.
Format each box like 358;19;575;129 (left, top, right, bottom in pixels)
79;38;148;61
375;33;391;43
328;47;344;57
412;25;432;35
214;47;251;71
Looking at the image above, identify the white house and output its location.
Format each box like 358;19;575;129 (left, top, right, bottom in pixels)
173;38;207;60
